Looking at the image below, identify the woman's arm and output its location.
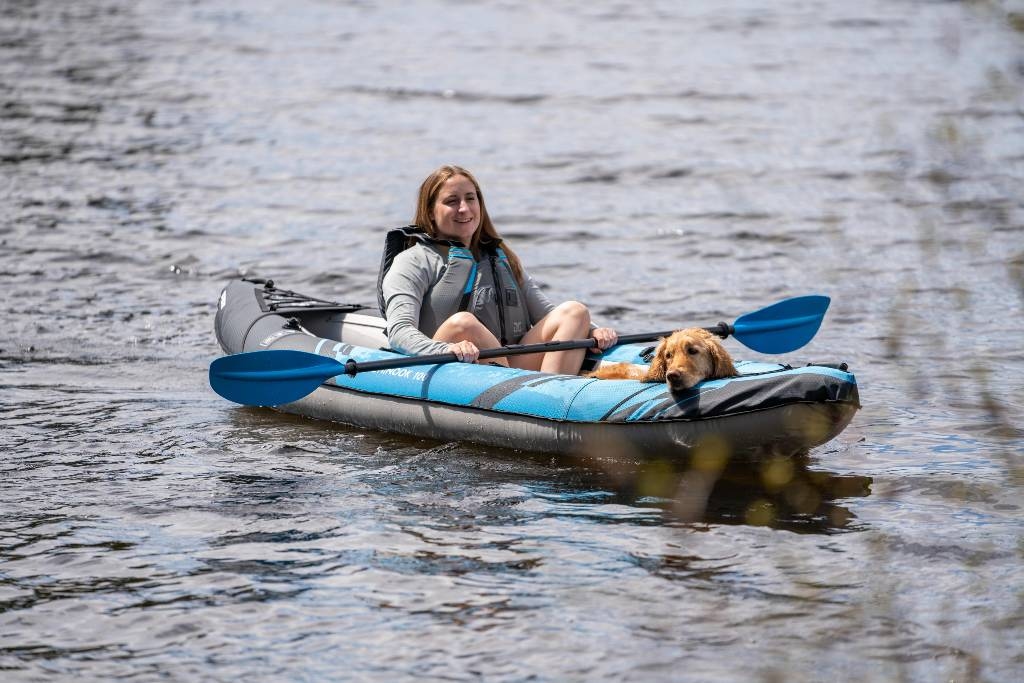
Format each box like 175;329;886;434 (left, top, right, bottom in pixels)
381;248;453;356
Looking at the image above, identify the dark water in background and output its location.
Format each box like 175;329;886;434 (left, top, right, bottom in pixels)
2;0;1022;680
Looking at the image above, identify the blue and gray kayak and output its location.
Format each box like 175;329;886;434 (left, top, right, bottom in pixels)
214;278;860;459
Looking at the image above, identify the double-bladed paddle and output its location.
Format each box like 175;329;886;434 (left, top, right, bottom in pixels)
210;294;829;407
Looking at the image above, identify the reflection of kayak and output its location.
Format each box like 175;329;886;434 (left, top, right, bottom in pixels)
214;278;860;459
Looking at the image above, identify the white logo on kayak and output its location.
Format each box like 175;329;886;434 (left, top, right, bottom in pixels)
379;368;427;381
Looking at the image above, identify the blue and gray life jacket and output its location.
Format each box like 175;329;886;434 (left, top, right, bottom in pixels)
376;226;533;345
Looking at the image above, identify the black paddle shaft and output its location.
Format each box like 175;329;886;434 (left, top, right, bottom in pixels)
343;340;596;375
342;323;735;376
616;322;733;345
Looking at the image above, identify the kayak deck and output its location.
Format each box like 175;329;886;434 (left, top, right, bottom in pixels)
215;278;860;459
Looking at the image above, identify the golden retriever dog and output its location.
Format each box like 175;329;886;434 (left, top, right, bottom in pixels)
587;328;737;391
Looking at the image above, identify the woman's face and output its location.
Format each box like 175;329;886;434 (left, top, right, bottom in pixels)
431;175;480;245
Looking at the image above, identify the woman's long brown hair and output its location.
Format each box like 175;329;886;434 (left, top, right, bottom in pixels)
413;164;524;284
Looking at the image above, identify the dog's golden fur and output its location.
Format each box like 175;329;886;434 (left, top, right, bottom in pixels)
586;328;737;391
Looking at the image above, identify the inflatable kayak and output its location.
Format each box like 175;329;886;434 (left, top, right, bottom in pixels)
213;278;860;459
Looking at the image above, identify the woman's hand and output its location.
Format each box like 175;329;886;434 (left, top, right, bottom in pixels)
447;340;480;363
591;327;618;351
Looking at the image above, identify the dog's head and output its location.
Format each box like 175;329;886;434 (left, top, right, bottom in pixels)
648;328;737;392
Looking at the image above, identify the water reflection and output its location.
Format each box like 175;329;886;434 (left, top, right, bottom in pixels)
560;451;872;534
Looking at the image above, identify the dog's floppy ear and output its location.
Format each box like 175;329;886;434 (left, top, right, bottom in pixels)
708;337;737;378
644;337;669;382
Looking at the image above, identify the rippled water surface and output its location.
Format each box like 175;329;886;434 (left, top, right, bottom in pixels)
3;0;1023;681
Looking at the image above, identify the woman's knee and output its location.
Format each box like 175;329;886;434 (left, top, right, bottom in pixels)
436;311;488;340
554;300;591;326
447;311;483;332
442;313;481;335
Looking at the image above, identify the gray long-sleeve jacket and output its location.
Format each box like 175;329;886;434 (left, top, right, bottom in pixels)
380;242;557;356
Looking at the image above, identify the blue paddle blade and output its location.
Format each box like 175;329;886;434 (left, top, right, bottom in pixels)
209;350;345;407
731;295;830;354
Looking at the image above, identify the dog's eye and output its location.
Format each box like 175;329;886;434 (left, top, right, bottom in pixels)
664;352;672;360
687;346;700;356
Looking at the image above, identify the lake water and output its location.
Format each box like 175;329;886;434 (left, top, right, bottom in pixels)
2;0;1022;681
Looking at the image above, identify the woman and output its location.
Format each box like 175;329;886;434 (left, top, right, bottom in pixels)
380;165;617;374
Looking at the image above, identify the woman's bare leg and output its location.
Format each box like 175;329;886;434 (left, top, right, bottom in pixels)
433;311;508;366
510;301;592;374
